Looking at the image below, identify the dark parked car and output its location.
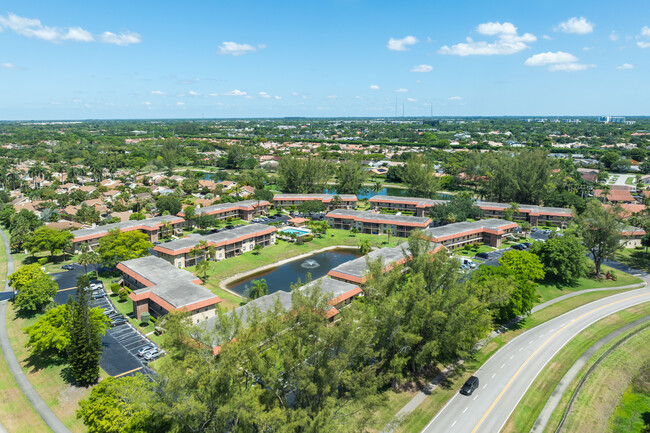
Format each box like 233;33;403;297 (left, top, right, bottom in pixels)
225;225;234;230
511;244;525;250
61;264;75;270
475;252;490;259
460;376;479;396
111;318;128;327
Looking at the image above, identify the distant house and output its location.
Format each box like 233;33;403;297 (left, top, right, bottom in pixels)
594;189;636;204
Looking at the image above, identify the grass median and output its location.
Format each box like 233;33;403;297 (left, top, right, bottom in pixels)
390;286;643;433
501;302;650;433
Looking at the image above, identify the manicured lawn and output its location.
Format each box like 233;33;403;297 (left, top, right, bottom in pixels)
453;244;495;257
191;229;401;299
390;287;641;433
501;302;650;433
625;176;635;185
11;250;79;274
5;303;102;433
616;248;650;273
535;264;643;304
544;322;650;433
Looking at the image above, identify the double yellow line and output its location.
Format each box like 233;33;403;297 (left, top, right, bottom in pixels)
470;291;649;433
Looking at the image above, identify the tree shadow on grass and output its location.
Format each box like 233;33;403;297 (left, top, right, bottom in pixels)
23;350;69;376
617;249;650;274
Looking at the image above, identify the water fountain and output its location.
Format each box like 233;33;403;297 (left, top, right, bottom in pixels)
301;259;320;269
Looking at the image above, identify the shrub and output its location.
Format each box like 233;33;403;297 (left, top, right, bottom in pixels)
296;238;304;245
140;312;151;325
110;283;121;295
302;235;314;242
118;288;130;302
38;257;48;266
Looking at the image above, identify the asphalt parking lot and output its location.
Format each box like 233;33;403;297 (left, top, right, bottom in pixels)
468;230;552;268
52;264;157;377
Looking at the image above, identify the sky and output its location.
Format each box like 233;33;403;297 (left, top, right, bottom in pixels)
1;0;649;120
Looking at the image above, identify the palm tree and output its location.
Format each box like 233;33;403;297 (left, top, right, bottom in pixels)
6;171;19;191
359;240;372;255
87;251;101;279
600;184;612;203
386;228;393;244
196;259;210;281
248;279;268;300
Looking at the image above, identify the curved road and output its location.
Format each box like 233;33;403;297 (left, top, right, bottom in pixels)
422;279;650;433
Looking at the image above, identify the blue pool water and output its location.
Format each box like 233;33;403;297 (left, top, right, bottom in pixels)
279;228;311;236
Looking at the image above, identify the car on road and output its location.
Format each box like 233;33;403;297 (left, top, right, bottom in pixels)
460;376;479;396
475;252;490;259
137;344;157;357
61;264;75;270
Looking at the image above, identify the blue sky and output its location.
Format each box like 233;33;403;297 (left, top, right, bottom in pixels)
1;0;649;120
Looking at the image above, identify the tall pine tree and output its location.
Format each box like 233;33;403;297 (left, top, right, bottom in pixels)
67;274;102;386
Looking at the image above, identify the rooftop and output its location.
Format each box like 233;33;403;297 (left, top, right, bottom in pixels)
72;215;184;242
190;199;269;217
476;201;574;216
326;209;431;226
422;219;518;240
274;193;358;201
369;195;447;206
154;224;276;254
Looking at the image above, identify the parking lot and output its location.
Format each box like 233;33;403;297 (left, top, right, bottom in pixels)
463;229;552;269
52;264;158;377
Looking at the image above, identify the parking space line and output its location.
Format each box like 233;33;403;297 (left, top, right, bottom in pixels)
114;367;143;378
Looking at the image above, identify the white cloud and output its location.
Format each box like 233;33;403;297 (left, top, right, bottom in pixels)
387;35;418;51
449;96;463;100
224;89;247;96
369;84;380;90
395;88;408;92
353;96;363;100
0;63;21;69
142;101;151;106
187;90;201;96
609;31;619;41
525;51;594;71
100;31;141;45
410;64;433;72
150;90;165;95
326;95;338;99
616;63;634;70
555;17;594;34
524;51;578;66
217;41;261;56
176;102;185;106
274;95;282;100
0;13;140;45
543;34;552;40
638;26;650;48
407;98;417;102
439;22;536;56
291;92;300;96
258;91;271;98
208;93;219;97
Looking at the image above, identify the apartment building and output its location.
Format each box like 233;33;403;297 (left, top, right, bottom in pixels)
273;194;357;210
475;201;574;226
71;215;185;252
325;209;431;237
368;195;446;217
421;219;518;249
179;199;270;222
154;224;277;268
118;256;221;324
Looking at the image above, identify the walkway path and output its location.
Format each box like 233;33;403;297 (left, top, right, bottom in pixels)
0;230;71;433
381;271;646;433
531;313;650;433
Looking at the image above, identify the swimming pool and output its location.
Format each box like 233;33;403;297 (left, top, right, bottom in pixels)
279;227;311;236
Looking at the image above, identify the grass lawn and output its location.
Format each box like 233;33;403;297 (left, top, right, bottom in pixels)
535;263;643;304
608;358;650;433
5;302;102;433
616;247;650;273
625;176;636;185
390;287;642;433
453;245;495;257
191;229;401;302
11;250;79;274
501;302;650;433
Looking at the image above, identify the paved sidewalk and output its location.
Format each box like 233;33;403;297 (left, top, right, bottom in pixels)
0;230;71;433
381;268;647;433
531;312;650;433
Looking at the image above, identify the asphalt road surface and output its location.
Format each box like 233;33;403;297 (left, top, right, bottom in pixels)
421;283;650;433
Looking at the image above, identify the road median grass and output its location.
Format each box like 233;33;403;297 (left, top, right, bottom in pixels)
5;302;103;433
501;302;650;433
543;323;650;433
389;286;643;433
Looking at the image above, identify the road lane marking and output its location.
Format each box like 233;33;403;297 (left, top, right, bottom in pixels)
463;407;468;413
500;363;505;369
510;355;514;360
492;373;496;378
518;347;523;351
483;384;487;389
451;421;456;428
57;286;77;292
473;395;478;400
469;291;649;433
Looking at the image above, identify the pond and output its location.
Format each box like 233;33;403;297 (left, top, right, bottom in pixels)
227;249;361;296
325;187;450;200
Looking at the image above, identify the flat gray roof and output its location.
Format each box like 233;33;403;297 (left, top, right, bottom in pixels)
476;201;573;216
422;219;516;239
329;243;410;279
369;195;446;206
274;193;357;201
194;199;266;216
302;276;360;299
326;209;431;225
120;255;198;285
72;215;183;241
155;224;274;254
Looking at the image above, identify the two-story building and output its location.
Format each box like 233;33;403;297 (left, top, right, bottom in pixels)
421;219;518;249
118;256;221;324
368;195;446;217
475;201;574;227
273;194;357;210
325;209;432;237
179;200;270;222
154;224;277;268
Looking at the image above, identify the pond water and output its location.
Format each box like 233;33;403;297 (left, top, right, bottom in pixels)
227;249;360;296
325;187;450;200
